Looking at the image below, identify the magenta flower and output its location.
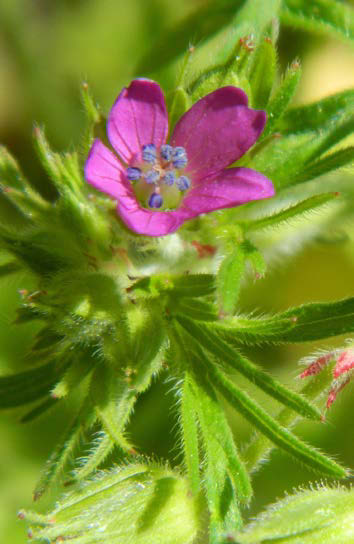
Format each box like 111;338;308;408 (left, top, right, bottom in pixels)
84;79;275;237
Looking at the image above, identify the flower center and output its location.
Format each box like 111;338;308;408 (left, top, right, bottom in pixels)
126;144;191;209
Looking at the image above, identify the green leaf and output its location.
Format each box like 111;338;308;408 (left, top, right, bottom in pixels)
243;365;334;474
249;38;277;109
180;374;201;495
0;359;69;409
235;485;354;544
21;396;59;423
173;297;218;322
278;89;354;134
171;273;216;298
90;365;135;453
175;315;321;421
0;261;22;278
214;297;354;344
73;431;115;482
262;59;302;138
217;244;247;315
51;349;97;399
24;464;201;544
244;192;340;232
33;404;91;499
293;146;354;185
196;350;346;478
281;0;354;46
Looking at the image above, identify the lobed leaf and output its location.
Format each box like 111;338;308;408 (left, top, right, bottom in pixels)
197;351;346;478
175;315;321;420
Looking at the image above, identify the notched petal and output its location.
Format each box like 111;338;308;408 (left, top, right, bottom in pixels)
171;86;266;179
107;79;168;164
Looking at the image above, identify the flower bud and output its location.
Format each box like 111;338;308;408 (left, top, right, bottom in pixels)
20;463;201;544
234;485;354;543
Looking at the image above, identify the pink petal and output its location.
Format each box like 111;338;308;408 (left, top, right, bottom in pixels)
179;167;274;217
84;139;129;199
107;79;168;164
117;197;186;237
171;87;266;179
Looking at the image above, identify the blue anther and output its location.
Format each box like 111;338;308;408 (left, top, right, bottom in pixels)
172;146;188;169
145;169;160;184
176;175;191;191
126;167;141;181
148;192;163;208
163;171;176;186
142;144;157;163
160;144;173;161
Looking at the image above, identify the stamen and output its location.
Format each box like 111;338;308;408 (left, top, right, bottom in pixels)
176;175;191;191
142;144;157;164
163;171;176;186
160;144;173;161
126;167;141;181
172;147;188;169
145;169;160;184
148;192;163;208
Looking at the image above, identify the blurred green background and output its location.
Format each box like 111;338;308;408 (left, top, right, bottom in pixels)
0;1;354;542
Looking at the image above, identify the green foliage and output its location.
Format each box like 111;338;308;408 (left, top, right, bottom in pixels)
22;464;202;544
281;0;354;45
235;485;354;543
2;2;354;543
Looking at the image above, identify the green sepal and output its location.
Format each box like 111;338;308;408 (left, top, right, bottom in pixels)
32;125;62;191
0;358;70;409
175;315;321;421
281;0;354;46
262;59;302;138
249;37;276;109
167;86;191;134
189;64;239;104
80;81;100;126
190;346;346;479
0;188;33;229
